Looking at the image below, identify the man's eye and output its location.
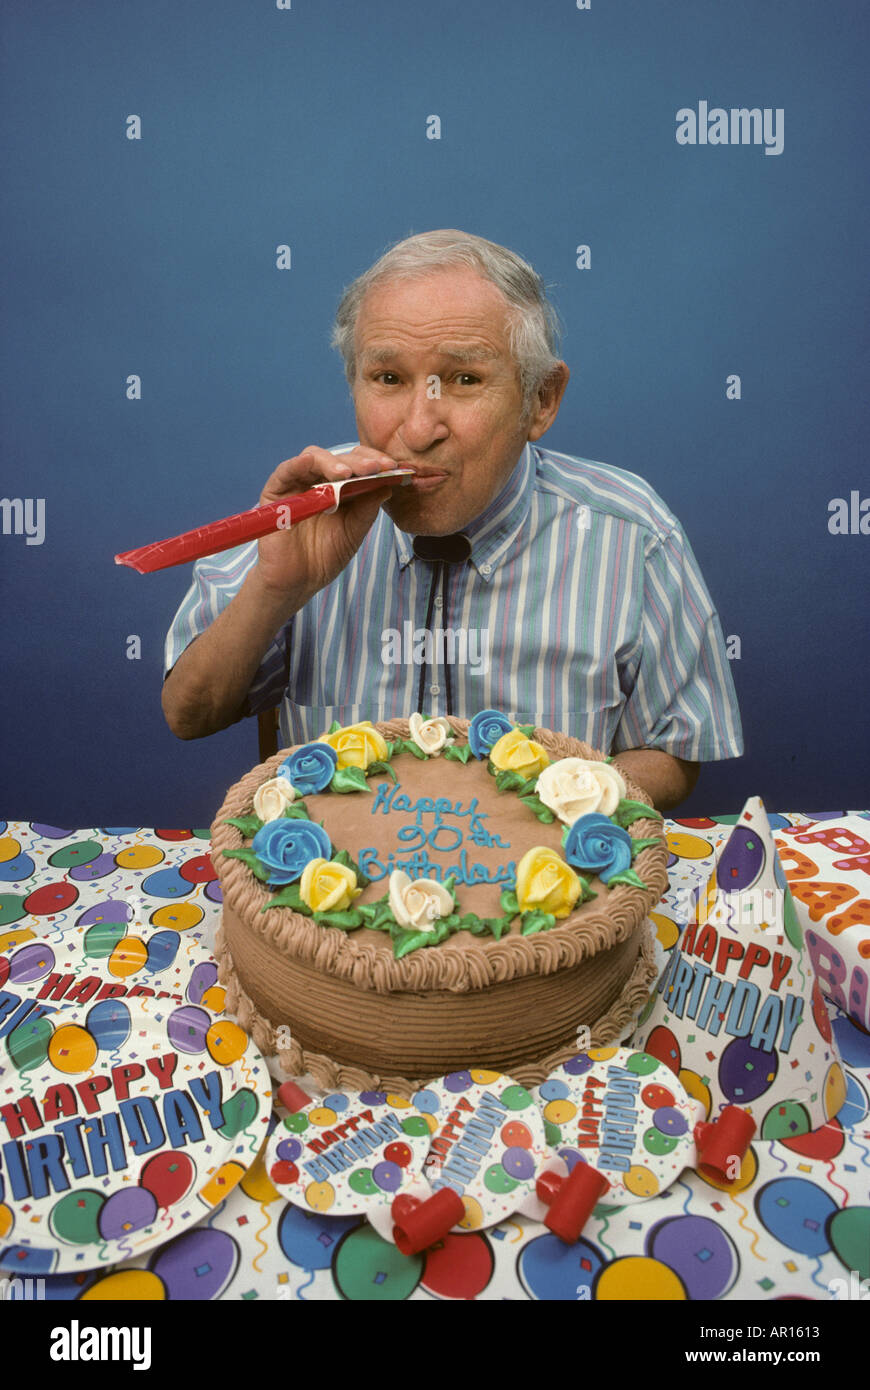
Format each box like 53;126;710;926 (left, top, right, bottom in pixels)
375;372;401;385
455;373;480;386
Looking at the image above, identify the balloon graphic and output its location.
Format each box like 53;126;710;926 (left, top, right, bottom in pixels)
152;903;203;932
83;921;127;959
218;1088;259;1139
754;1178;837;1256
7;1014;53;1072
107;936;148;978
114;845;164;870
24;882;78;915
50;1189;105;1245
277;1203;361;1270
8;943;55;984
206;1019;248;1066
178;854;217;884
98;1186;159;1241
48;840;103;870
149;1228;240;1300
0;851;35;882
142;866;193;899
332;1224;422;1301
143;930;180;974
518;1233;605;1301
48;1023;98;1074
139;1151;196;1209
167;1005;210;1053
68;852;117;882
719;1036;779;1104
187;960;219;1006
77;899;131;927
86;998;131;1052
421;1231;495;1301
717;826;766;891
647;1215;739;1299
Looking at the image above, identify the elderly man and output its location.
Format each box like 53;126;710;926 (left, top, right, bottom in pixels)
163;230;742;810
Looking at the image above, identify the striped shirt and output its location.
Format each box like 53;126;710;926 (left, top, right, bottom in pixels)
164;443;743;760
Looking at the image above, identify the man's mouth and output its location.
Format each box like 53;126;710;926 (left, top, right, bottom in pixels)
398;467;450;492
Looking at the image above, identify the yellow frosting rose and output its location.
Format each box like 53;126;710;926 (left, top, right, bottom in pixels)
488;728;550;779
515;847;583;918
317;720;388;770
299;858;361;913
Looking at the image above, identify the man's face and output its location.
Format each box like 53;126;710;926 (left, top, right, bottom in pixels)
351;268;533;535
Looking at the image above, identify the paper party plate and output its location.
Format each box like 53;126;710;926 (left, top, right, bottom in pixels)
411;1069;551;1230
0;996;271;1273
266;1087;432;1216
536;1046;704;1204
0;908;226;1019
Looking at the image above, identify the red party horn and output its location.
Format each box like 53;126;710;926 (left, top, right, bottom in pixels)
114;468;414;573
391;1188;466;1255
277;1081;313;1112
537;1162;610;1244
694;1107;756;1183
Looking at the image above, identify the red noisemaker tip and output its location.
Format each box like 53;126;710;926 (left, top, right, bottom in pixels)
694;1106;756;1182
278;1081;313;1113
538;1162;610;1244
391;1188;466;1255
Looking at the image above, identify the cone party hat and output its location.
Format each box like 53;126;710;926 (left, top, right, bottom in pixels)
633;797;847;1140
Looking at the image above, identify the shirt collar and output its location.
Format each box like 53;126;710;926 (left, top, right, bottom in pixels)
392;443;536;581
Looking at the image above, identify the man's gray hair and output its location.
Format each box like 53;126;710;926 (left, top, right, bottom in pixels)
331;229;562;412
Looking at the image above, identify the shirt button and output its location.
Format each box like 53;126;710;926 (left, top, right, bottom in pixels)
430;685;440;696
480;563;492;575
434;596;443;608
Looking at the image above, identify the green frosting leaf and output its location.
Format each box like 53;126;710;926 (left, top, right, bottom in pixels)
367;760;398;784
281;801;311;820
455;911;513;939
443;743;472;763
223;814;263;837
326;721;342;734
267;882;309;912
400;738;428;759
493;768;528;793
516;724;536;738
222;847;272;882
313;908;365;930
520;910;557;936
390;917;452;959
630;835;662;857
357;895;396;932
330;765;371;794
500;888;520;916
606;867;650;891
519;793;556;823
612;798;663;827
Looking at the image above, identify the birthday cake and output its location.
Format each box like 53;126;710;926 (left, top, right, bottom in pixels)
211;713;669;1092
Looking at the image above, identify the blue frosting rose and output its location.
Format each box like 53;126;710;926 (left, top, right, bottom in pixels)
251;819;332;886
563;813;633;883
279;743;338;795
468;709;515;760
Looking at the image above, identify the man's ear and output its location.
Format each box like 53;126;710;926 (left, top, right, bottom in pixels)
526;362;570;441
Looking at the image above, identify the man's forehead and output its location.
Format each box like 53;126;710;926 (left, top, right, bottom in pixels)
359;341;502;364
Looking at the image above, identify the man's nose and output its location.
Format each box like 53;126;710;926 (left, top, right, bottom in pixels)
397;383;450;452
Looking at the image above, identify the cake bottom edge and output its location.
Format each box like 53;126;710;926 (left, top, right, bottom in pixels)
215;922;659;1096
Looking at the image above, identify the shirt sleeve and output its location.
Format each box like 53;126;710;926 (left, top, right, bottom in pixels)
612;523;744;761
162;541;291;716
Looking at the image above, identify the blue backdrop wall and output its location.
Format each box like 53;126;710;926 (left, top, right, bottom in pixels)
2;0;868;824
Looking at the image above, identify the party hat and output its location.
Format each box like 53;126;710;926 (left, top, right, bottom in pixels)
632;797;846;1140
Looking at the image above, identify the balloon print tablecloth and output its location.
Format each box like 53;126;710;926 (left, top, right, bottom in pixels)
1;817;868;1301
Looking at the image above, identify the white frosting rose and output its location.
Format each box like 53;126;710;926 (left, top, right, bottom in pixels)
253;775;297;822
534;758;627;824
408;712;453;756
388;870;454;931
